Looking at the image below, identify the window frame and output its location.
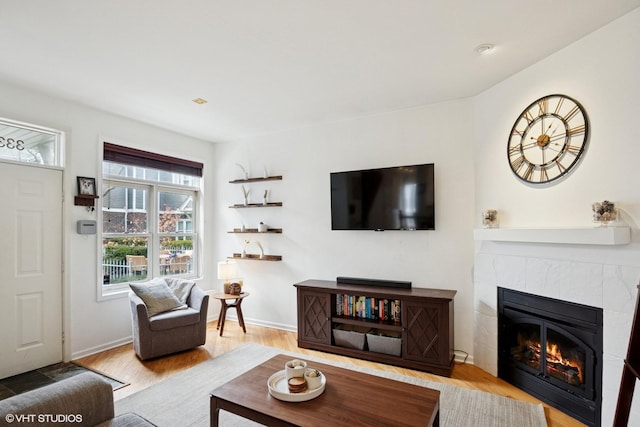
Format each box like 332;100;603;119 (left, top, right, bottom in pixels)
99;158;201;300
0;116;65;167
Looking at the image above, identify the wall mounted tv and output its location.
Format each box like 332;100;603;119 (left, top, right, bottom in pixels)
330;163;435;231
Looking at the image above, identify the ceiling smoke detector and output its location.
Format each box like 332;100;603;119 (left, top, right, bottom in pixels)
475;44;495;55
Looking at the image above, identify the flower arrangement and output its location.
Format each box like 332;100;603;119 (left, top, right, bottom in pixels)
592;200;617;225
482;209;499;228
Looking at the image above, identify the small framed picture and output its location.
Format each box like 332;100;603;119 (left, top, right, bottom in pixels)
77;177;96;196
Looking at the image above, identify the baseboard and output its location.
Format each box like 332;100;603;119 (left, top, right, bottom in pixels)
225;315;296;333
71;336;133;360
70;318;295;360
455;352;474;365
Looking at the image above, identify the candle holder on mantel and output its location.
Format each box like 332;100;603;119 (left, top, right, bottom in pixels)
592;200;618;227
481;209;499;228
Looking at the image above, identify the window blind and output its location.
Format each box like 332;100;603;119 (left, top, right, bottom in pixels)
103;142;203;177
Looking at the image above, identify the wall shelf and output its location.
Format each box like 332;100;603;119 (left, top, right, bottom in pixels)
229;202;282;208
74;195;99;207
474;226;631;246
228;253;282;261
229;175;283;184
228;173;283;261
228;228;282;234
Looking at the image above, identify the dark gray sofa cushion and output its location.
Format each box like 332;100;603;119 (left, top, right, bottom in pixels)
0;372;153;426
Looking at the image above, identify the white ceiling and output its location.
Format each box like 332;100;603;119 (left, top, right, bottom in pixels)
1;1;639;143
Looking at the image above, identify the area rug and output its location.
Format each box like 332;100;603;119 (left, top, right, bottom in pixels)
0;362;128;400
115;343;547;426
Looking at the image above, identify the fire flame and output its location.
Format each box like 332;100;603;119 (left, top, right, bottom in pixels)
512;332;584;386
546;341;583;383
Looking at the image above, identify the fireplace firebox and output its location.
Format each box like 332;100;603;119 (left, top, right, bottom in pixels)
498;288;603;427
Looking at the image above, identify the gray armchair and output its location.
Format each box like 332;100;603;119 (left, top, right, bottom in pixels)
129;284;209;360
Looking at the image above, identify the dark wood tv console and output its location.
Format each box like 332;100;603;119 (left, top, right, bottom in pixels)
295;279;456;377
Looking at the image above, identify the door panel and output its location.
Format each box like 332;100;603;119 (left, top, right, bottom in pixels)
298;290;332;345
0;163;63;378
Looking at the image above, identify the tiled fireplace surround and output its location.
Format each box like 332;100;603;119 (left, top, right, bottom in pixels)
473;231;640;426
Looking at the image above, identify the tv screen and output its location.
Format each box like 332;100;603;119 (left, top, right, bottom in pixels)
330;163;435;231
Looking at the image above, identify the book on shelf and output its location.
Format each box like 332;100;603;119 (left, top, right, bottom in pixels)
334;293;400;322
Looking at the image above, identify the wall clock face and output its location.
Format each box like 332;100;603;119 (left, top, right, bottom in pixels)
508;94;589;184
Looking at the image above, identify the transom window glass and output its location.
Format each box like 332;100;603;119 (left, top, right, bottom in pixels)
0;117;64;167
101;144;201;293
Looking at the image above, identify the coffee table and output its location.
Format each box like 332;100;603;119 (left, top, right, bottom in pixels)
209;354;439;427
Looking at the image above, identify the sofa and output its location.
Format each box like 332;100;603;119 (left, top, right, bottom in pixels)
0;372;153;426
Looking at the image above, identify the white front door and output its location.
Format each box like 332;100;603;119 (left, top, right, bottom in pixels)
0;162;63;379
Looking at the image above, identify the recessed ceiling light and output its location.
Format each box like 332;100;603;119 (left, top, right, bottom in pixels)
192;98;208;105
475;44;495;55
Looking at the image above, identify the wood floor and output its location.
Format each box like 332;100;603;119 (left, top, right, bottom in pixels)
74;320;585;427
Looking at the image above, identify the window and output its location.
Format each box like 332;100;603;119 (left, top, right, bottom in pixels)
0;117;64;167
101;143;202;295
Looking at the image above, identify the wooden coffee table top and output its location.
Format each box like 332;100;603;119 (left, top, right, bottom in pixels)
210;354;440;427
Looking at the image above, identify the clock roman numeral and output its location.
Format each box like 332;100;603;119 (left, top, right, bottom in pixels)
508;144;522;156
555;160;567;174
511;155;527;172
563;105;581;122
539;166;549;182
554;97;565;115
538;99;548;116
522;163;535;181
565;144;583;156
568;125;585;136
524;110;535;124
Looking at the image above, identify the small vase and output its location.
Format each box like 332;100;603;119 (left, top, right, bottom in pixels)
592;201;618;228
241;249;246;258
481;210;499;228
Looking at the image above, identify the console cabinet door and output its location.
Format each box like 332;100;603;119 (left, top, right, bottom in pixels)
403;300;451;366
298;290;332;345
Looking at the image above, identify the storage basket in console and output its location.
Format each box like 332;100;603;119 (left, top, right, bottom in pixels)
366;329;402;356
332;324;370;350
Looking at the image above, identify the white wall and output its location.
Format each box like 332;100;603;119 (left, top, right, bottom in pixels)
0;81;216;359
214;99;477;356
474;8;640;231
473;8;640;426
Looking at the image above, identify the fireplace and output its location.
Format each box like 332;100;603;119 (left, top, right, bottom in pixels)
498;287;603;427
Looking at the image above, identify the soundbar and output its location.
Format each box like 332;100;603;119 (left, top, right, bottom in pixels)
336;276;412;289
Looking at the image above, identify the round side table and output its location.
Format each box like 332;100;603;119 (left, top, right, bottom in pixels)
213;292;249;336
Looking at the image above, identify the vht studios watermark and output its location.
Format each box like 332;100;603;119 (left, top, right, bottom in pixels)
4;413;83;423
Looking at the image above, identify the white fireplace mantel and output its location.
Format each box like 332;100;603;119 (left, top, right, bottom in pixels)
474;226;631;245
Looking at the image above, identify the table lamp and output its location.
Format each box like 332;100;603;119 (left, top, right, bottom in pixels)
217;260;237;294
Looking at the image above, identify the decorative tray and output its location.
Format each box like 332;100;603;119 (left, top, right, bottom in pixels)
267;370;326;402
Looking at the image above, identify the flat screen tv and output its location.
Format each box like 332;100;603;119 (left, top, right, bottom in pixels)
330;163;435;231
